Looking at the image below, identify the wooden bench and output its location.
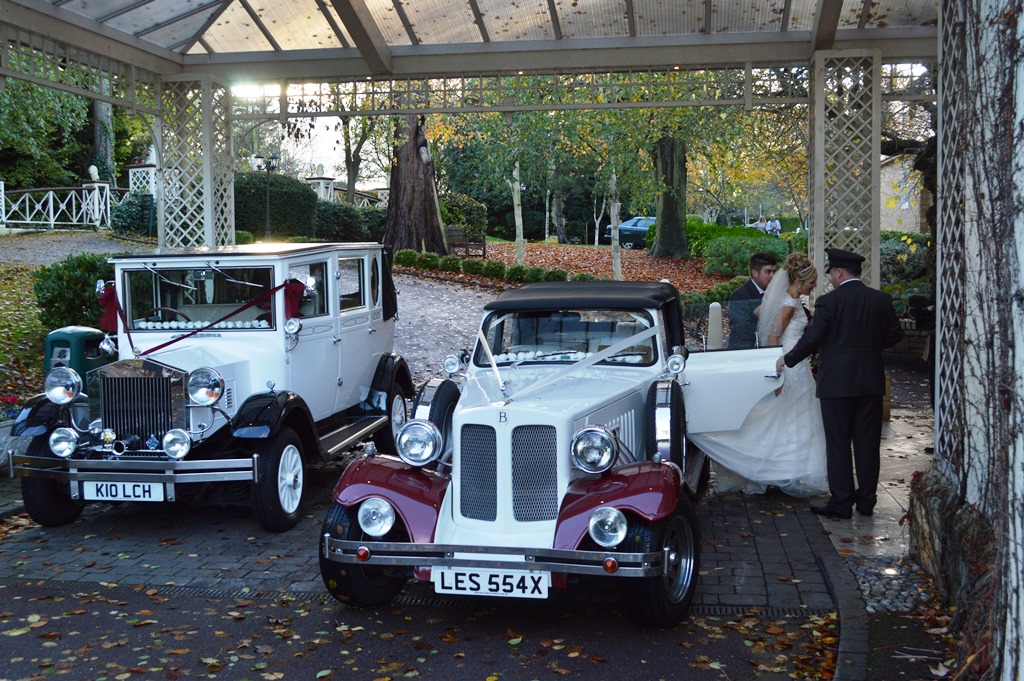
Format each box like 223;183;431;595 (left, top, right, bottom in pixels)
445;225;486;258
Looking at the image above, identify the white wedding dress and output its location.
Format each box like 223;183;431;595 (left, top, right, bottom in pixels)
689;296;828;497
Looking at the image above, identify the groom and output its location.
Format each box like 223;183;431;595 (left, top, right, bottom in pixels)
775;249;903;519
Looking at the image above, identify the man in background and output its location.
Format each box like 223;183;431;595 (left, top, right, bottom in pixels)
728;252;778;348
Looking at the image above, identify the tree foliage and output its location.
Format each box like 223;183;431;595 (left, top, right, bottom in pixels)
0;81;90;188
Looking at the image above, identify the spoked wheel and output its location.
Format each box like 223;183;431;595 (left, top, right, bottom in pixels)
372;383;408;454
21;437;84;527
623;496;701;627
254;427;305;532
319;502;408;606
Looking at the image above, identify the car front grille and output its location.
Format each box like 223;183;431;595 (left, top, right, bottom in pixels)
101;375;174;443
459;424;559;523
460;424;497;521
89;359;187;453
511;426;558;521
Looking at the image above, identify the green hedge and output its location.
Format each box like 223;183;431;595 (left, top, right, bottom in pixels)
505;264;528;283
415;252;441;270
33;253;117;330
440;192;488;241
703;235;788;276
482;260;507;279
394;249;418;267
438;255;462;273
314;200;364;242
687;223;765;258
462;258;485;275
234;172;318;239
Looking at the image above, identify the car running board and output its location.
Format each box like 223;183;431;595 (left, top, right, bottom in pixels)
320;416;388;457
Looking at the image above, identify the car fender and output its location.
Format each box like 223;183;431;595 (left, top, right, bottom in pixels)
552;462;682;551
331;455;449;544
231;390;315;440
364;353;415;412
11;393;83;437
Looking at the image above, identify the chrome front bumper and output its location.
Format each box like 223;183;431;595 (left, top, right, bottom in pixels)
321;535;670;578
13;451;260;501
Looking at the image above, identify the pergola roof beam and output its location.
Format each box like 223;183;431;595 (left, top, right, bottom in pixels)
390;0;419;46
329;0;392;75
135;0;224;39
467;0;489;43
237;0;281;52
812;0;843;51
315;0;351;49
546;0;563;41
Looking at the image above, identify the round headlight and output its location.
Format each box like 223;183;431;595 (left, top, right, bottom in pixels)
283;317;302;335
570;425;618;474
588;506;628;548
187;367;224;406
162;428;192;460
442;354;462;375
44;367;82;405
395;419;443;467
357;497;395;537
48;427;79;458
666;354;686;375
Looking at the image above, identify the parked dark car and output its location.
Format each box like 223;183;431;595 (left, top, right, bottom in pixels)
603;217;655;248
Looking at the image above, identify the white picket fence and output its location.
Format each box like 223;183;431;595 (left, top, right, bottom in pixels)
0;180;130;230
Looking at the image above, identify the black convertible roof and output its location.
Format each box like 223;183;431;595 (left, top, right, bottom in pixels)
484;281;685;346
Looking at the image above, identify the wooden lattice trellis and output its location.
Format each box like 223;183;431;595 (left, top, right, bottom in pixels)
158;77;233;249
809;51;881;288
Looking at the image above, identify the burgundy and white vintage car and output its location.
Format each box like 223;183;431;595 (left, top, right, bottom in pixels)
319;281;783;626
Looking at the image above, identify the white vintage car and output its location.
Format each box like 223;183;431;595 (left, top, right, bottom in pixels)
11;243;413;532
320;281;784;626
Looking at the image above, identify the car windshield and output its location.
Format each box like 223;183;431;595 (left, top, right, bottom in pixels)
123;265;276;331
476;308;657;366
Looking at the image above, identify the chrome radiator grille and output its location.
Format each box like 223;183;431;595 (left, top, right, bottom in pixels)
458;424;559;523
460;424;497;521
101;375;174;441
511;426;558;522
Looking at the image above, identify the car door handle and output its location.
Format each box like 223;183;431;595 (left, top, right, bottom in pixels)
765;373;781;379
332;336;341;344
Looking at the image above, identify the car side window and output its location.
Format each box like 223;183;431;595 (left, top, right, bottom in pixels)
338;258;365;312
287;261;328;318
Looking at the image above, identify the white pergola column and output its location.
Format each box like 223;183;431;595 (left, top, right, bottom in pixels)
156;75;234;249
808;50;882;287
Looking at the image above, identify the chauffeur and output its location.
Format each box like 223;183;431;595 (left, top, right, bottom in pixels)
775;248;904;519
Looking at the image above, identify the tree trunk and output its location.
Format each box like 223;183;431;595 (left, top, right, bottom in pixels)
92;101;115;184
554;196;566;243
650;135;689;258
509;159;525;264
382;115;446;253
609;165;621;280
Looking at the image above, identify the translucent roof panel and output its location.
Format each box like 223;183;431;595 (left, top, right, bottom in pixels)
555;0;629;40
478;0;555;42
395;0;482;45
16;0;938;75
634;0;703;36
202;2;276;53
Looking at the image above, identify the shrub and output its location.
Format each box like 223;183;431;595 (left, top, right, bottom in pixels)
33;252;117;330
235;230;255;245
687;223;764;258
415;252;441;270
314;200;364;242
571;272;596;281
482;260;506;279
440;192;488;241
505;264;528;282
703;236;788;276
461;258;485;275
438;255;462;273
525;266;546;283
678;291;708;318
359;204;388;242
543;268;569;282
394;249;419;267
111;191;154;236
234;171;318;239
879;235;930;287
706;276;748;305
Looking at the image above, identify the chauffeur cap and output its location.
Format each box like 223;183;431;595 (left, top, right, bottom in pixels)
825;248;866;272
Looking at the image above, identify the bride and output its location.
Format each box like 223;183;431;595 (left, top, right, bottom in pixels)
690;252;828;497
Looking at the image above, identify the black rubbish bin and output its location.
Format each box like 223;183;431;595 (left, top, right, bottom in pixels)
44;326;114;376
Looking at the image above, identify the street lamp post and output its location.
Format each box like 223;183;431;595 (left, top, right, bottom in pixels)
253;153;278;240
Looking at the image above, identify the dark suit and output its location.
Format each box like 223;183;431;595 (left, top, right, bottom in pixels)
728;279;762;349
783;280;903;515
